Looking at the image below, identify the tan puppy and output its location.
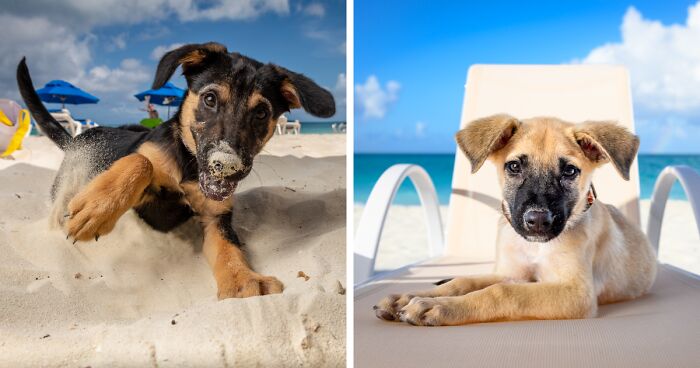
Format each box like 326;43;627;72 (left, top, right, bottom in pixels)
374;115;657;326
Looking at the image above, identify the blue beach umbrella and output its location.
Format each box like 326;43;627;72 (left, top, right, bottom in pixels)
134;82;185;118
36;80;99;109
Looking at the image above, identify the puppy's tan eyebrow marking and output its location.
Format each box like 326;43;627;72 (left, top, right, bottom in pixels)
200;83;231;102
247;91;271;110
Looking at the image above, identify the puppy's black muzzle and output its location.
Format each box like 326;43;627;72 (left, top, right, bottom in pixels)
523;209;553;234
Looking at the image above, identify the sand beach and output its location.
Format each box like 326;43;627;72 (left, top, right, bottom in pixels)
0;134;346;367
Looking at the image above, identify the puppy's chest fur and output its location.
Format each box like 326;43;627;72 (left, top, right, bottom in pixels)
496;207;603;286
497;229;565;283
135;177;232;232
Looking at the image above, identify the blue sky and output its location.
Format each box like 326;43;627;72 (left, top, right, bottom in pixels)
0;1;345;126
355;0;700;153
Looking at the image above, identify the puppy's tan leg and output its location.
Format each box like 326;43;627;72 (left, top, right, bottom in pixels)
374;275;505;321
202;219;283;299
399;282;595;326
66;154;153;241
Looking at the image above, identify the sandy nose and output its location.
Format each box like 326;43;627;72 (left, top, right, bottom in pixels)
208;151;244;178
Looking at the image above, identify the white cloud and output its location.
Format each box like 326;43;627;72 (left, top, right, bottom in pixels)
355;75;400;119
415;121;426;137
0;14;91;101
151;43;185;61
579;3;700;115
0;0;302;124
303;3;325;18
77;58;150;94
175;0;290;21
2;0;290;28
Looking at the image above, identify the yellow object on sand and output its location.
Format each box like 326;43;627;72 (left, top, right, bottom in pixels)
0;108;13;127
0;109;31;157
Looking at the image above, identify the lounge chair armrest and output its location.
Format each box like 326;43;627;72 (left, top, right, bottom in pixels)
647;165;700;252
354;164;444;285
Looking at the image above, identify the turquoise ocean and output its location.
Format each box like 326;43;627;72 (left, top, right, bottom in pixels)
299;121;344;134
355;154;700;205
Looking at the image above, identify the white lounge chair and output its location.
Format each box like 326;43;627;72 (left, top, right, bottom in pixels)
47;108;97;137
275;115;301;135
354;65;700;367
276;114;287;135
285;119;301;135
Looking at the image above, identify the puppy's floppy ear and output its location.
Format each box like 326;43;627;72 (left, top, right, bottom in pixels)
273;66;336;118
152;42;228;89
455;114;520;173
573;121;639;180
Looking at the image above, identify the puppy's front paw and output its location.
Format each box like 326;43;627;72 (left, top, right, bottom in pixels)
398;297;448;326
66;193;122;242
217;272;284;300
373;293;418;322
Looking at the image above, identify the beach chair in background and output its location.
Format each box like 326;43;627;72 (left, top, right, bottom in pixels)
276;114;287;135
354;65;700;367
285;119;301;134
0;99;31;158
47;108;97;137
275;114;302;135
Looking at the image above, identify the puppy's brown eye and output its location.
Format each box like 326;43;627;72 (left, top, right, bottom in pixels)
254;107;269;121
506;161;521;174
202;92;217;108
562;164;579;178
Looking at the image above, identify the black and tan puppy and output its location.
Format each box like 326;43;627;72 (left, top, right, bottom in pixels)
16;42;335;299
374;115;657;326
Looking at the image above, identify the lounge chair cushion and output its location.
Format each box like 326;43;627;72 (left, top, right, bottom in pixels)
355;257;700;367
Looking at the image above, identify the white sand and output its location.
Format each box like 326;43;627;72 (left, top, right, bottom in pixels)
355;200;700;275
0;134;346;367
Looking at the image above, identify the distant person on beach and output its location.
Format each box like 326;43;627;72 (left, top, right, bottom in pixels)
140;102;159;119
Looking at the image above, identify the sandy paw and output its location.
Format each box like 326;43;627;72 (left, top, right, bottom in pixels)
217;272;284;299
65;194;122;242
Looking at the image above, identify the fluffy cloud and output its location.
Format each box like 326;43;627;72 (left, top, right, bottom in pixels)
150;43;185;61
175;0;290;22
0;14;91;101
0;0;292;124
355;75;400;119
577;2;700;152
579;3;700;115
77;59;151;94
3;0;290;28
